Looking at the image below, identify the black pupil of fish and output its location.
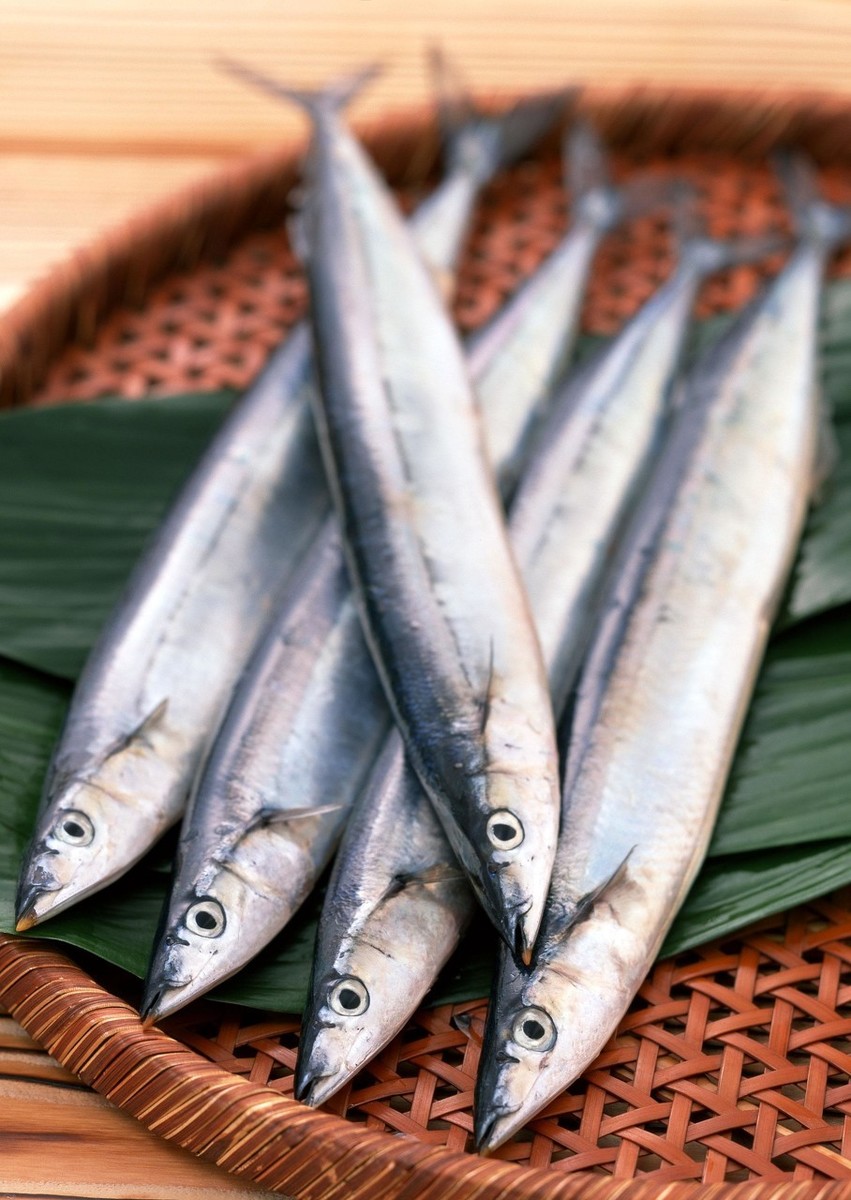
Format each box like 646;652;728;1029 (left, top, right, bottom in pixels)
493;823;516;842
523;1018;546;1041
195;910;218;930
63;820;85;839
339;987;361;1010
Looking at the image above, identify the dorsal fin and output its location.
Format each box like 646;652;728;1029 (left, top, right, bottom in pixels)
379;861;467;905
106;698;169;759
242;803;346;836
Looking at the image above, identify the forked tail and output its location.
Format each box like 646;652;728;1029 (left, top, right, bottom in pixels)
774;151;851;250
429;44;576;186
216;56;382;121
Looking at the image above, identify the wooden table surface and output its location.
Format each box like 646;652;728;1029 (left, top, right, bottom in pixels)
3;1;851;1195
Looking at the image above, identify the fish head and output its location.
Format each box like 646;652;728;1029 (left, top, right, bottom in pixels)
15;770;171;929
474;794;558;964
16;698;184;929
460;695;560;961
295;943;387;1108
140;830;299;1022
473;946;563;1153
296;867;473;1107
141;883;237;1021
475;889;650;1153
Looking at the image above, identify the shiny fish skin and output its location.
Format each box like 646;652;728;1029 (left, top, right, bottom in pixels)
142;120;616;1023
296;85;561;961
475;215;841;1153
466;120;633;496
296;736;472;1109
142;520;391;1018
295;228;760;1107
15;77;560;933
15;334;327;928
509;230;774;714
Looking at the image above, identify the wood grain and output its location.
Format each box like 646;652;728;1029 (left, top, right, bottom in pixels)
4;0;851;153
4;0;851;310
0;152;225;312
0;1011;277;1197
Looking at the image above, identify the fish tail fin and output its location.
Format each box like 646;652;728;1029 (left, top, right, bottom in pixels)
672;182;785;279
430;45;575;186
216;56;382;120
566;120;673;230
774;150;851;249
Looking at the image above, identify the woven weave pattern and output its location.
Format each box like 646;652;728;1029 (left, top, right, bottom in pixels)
30;152;851;409
3;105;851;1193
161;893;851;1182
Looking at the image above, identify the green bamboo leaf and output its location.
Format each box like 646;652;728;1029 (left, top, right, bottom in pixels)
2;605;851;1011
663;839;851;958
0;392;233;680
709;610;851;855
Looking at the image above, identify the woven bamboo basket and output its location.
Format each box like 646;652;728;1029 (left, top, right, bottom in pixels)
2;86;851;1199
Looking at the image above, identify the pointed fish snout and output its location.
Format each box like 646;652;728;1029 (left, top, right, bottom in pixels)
482;870;543;964
515;893;545;965
293;1062;339;1108
474;1106;519;1155
14;882;56;931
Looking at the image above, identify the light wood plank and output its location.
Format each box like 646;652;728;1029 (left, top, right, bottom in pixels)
0;1077;278;1197
0;1004;277;1196
0;152;227;312
2;0;851;154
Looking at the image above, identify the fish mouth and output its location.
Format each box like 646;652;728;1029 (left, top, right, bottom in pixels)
293;1061;343;1108
515;910;535;967
14;884;56;932
474;1104;523;1155
138;977;194;1025
138;986;166;1027
478;860;543;964
491;895;539;968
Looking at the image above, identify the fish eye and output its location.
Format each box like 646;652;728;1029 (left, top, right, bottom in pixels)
54;810;94;846
185;898;226;938
329;976;369;1016
486;810;524;851
512;1006;556;1052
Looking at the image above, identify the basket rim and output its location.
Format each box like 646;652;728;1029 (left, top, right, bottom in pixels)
6;79;851;410
4;82;851;1197
2;932;845;1200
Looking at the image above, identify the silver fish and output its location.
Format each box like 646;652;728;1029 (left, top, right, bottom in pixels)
295;220;776;1106
474;166;846;1153
266;72;562;961
141;522;389;1019
141;119;633;1023
15;66;563;932
467;119;647;496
